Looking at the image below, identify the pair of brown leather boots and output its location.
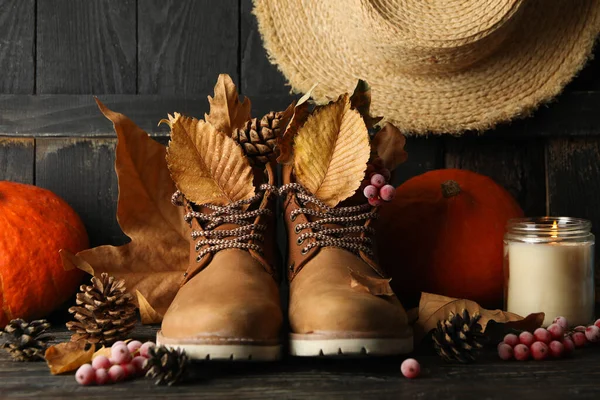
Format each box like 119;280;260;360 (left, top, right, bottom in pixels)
157;163;412;360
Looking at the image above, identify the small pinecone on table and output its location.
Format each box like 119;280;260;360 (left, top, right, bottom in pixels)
144;345;189;386
66;273;137;346
0;319;52;361
432;309;486;363
233;111;283;165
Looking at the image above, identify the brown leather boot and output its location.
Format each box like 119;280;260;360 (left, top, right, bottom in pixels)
282;166;413;356
157;164;283;361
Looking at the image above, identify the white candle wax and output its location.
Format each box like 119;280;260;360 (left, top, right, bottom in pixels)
506;241;594;327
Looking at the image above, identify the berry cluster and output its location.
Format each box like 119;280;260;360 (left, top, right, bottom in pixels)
497;316;600;361
363;173;395;206
75;340;156;386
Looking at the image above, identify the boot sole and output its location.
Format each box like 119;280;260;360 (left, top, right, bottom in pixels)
289;333;413;357
156;331;281;361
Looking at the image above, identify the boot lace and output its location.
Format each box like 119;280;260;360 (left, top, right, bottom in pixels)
172;184;277;263
280;183;377;256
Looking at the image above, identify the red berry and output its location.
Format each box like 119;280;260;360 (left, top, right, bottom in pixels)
132;356;147;374
530;341;549;360
75;364;95;386
95;368;109;385
562;337;575;355
571;332;588;347
108;365;125;383
111;343;132;364
549;341;565;358
379;184;396;202
574;325;587;332
370;173;386;188
519;331;535;347
497;343;514;360
122;363;137;379
514;344;530;361
533;328;552;344
368;197;383;207
139;342;156;358
92;355;112;370
585;325;600;343
400;358;420;379
365;164;376;176
547;324;565;340
553;316;569;330
127;340;143;354
380;168;391;181
363;184;378;199
503;334;519;347
595;319;600;329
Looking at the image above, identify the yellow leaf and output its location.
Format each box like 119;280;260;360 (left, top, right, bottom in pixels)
136;290;163;324
63;100;191;322
166;113;255;206
349;270;394;296
276;83;316;165
294;94;370;207
205;74;251;136
415;292;544;342
372;123;408;171
92;346;112;360
45;341;95;375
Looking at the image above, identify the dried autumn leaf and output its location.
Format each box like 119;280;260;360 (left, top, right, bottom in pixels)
92;346;112;360
350;80;383;129
136;290;163;324
294;94;370;207
205;74;251;136
349;270;394;296
61;100;190;323
164;113;255;205
415;292;544;343
276;83;316;164
45;341;95;375
372;123;408;171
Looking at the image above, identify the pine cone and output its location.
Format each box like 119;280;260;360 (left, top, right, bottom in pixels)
233;111;283;165
66;273;137;346
0;319;52;361
432;309;486;363
144;345;188;386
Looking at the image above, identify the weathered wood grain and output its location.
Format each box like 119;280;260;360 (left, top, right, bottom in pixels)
240;1;293;101
0;138;34;184
36;0;136;94
546;137;600;301
445;136;546;217
1;323;600;399
0;0;35;94
137;0;238;95
34;138;125;247
392;136;445;186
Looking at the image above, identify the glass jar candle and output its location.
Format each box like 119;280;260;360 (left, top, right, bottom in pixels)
504;217;595;327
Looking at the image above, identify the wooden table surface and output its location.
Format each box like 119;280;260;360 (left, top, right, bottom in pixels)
1;324;599;399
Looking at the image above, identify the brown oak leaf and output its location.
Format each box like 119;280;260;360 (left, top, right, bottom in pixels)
349;270;394;296
294;94;370;207
276;83;316;165
205;74;251;136
350;80;383;129
164;113;255;206
45;341;95;375
371;123;408;171
60;99;190;324
414;292;544;343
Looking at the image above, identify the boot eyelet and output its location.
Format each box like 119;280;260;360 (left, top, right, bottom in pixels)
196;256;202;263
301;248;309;255
290;214;297;221
195;243;200;251
294;225;301;234
297;238;304;245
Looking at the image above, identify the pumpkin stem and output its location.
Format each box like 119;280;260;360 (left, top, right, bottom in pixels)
441;180;461;198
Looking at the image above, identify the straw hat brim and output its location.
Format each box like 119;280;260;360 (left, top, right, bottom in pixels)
254;0;600;135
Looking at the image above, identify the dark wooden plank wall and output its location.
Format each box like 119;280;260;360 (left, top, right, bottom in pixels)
0;1;599;292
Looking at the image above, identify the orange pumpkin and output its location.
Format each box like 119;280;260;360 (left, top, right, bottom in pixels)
377;169;524;309
0;181;88;327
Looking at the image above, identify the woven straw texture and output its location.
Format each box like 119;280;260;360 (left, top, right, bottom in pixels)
253;0;600;135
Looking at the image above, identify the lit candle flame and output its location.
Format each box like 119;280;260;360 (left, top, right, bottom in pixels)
551;220;558;239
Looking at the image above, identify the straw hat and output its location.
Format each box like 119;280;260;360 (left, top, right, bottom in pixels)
253;0;600;134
